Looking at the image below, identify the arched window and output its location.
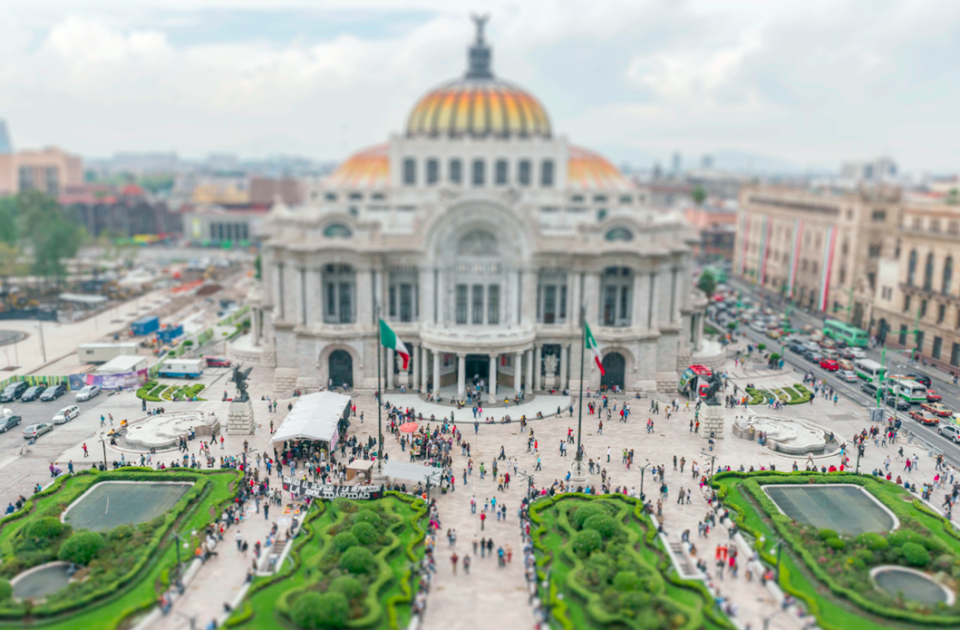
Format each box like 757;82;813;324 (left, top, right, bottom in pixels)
323;223;352;238
540;159;554;187
907;250;917;286
943;256;953;295
518;160;531;186
495;159;508;185
923;252;935;291
402;158;416;185
472;159;485;186
426;159;439;185
449;159;462;184
605;227;633;242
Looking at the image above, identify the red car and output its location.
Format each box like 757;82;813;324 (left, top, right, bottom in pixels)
205;357;231;368
926;390;942;402
909;410;940;425
819;359;839;371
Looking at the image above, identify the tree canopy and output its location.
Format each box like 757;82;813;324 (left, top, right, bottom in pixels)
696;269;717;297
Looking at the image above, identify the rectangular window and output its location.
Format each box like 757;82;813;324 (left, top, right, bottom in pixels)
426;159;439;185
920;299;927;317
488;285;499;324
933;336;943;360
449;159;462;184
903;295;911;312
938;303;946;323
915;331;924;352
456;285;468;324
472;159;485;186
495;160;508;185
603;286;617;326
400;284;413;322
518;160;531;186
388;286;397;318
899;324;907;345
403;158;416;185
326;282;335;316
952;342;960;367
619;286;630;320
471;284;484;324
559;285;567;320
541;159;554;187
338;283;352;323
871;210;886;222
543;285;556;324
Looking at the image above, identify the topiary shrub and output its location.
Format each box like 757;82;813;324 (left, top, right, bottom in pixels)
856;532;888;551
826;537;845;550
292;591;349;629
612;570;643;592
58;531;106;565
572;529;603;557
582;514;617;540
902;542;931;567
24;517;67;541
332;532;359;552
351;522;378;546
339;547;376;574
329;575;363;602
817;529;838;540
571;503;607;530
354;510;381;528
0;579;11;602
109;524;134;541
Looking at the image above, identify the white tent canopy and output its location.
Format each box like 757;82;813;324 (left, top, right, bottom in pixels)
270;391;351;447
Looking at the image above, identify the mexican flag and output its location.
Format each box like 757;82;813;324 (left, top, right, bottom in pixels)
379;319;410;369
585;321;604;375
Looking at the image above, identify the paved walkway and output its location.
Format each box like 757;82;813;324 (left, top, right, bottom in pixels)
383;392;571;424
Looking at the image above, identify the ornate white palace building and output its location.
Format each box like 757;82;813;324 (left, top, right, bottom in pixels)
244;19;708;398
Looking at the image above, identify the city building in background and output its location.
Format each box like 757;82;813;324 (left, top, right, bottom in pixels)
734;185;900;326
0;120;11;155
684;202;738;264
870;198;960;370
248;19;711;394
0;145;83;196
59;184;182;238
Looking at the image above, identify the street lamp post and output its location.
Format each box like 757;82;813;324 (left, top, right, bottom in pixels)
639;459;650;503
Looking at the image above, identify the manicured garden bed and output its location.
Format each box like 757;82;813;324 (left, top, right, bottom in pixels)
744;384;812;406
136;380;205;402
0;468;241;629
226;493;427;630
529;494;732;630
713;472;960;629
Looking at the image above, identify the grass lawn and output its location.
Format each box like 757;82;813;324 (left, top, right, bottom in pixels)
530;494;732;630
226;493;426;630
0;468;240;629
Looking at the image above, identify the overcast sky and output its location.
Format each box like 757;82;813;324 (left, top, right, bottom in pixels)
1;0;958;172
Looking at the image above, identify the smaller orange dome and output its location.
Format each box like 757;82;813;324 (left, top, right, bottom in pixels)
324;144;389;189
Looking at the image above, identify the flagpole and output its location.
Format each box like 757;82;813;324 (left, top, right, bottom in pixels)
575;305;585;477
376;302;383;473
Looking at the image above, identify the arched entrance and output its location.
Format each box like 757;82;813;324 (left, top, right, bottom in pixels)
329;349;353;388
601;352;625;390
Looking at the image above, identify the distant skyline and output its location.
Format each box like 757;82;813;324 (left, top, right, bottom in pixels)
0;1;959;172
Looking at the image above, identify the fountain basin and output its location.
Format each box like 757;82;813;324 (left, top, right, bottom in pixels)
11;562;73;600
871;565;955;606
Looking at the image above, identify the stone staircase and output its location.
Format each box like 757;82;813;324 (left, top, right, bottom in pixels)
667;540;701;579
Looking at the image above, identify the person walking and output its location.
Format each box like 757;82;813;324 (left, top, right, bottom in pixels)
451;552;459;575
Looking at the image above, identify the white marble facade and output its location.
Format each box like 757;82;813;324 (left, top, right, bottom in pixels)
248;21;707;396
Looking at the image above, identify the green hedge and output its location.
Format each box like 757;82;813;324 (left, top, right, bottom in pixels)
713;472;960;628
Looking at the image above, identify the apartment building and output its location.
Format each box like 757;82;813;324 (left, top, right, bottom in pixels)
0;147;83;196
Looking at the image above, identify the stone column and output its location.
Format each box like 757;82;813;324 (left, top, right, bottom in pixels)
513;351;522;394
525;348;534;393
560;345;569;391
411;344;419;388
387;348;394;389
633;272;648;331
569;272;581;330
488;354;498;402
535;344;543;391
433;351;441;394
648;271;660;330
697;314;705;350
457;353;466;398
421;346;429;391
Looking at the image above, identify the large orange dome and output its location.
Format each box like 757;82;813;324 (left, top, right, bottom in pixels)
405;16;550;139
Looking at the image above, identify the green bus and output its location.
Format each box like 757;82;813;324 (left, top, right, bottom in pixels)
823;319;868;347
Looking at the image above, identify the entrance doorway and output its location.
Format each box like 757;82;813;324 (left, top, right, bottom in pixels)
601;352;625;390
329;349;353;388
465;354;489;389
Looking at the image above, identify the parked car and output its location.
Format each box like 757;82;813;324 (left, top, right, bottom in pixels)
20;385;45;402
74;385;101;402
205;357;231;368
906;373;932;388
0;414;21;433
765;329;781;340
921;402;953;417
838;370;858;382
39;383;67;402
909;410;940;425
885;396;911;411
23;423;53;439
927;390;942;402
819;359;839;371
0;382;28;402
804;351;824;363
938;424;960;443
789;343;806;354
52;405;80;425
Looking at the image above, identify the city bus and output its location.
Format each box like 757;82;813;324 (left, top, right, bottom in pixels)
854;359;887;382
890;379;927;404
822;320;869;347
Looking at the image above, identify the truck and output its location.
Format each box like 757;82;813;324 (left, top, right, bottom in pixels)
77;342;139;364
156;324;184;343
131;315;160;336
158;359;204;379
